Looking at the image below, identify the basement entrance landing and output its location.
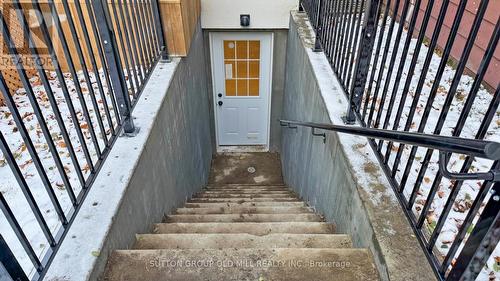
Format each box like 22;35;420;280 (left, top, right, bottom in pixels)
209;153;284;185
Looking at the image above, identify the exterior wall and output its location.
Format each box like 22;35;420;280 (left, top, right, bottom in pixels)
280;11;436;281
269;31;287;152
44;22;213;281
200;0;298;29
392;0;499;89
203;29;288;152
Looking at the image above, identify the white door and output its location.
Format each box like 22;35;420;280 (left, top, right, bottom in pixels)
210;33;273;146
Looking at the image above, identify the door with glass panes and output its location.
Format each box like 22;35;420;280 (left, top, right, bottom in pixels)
210;33;272;146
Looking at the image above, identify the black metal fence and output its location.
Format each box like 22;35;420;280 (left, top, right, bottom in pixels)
0;0;167;280
301;0;499;280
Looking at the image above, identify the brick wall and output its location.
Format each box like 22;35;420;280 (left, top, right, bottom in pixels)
392;0;499;89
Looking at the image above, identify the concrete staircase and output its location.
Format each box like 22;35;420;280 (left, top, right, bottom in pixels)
103;183;380;280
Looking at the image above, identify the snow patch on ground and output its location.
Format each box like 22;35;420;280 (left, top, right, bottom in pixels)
0;67;139;277
298;9;499;280
361;17;500;281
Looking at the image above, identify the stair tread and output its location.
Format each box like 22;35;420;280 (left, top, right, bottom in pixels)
188;198;301;203
164;213;323;223
207;184;287;186
134;233;352;249
206;184;287;189
175;206;313;215
184;202;306;208
202;189;292;193
104;248;379;281
204;188;290;192
193;193;297;198
153;222;336;235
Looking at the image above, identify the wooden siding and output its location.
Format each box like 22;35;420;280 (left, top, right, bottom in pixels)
0;0;201;105
160;0;201;57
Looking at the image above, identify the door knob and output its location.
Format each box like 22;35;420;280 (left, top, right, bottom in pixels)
218;101;223;106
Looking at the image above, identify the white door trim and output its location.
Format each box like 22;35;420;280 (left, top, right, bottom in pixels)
209;32;274;152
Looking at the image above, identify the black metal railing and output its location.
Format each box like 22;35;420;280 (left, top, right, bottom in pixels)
281;119;500;280
300;0;499;280
0;0;167;280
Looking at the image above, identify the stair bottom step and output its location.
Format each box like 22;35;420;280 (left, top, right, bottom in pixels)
104;248;379;281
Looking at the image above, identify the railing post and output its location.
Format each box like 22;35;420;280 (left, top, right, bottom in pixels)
91;0;137;135
151;0;170;62
0;235;29;281
312;0;323;52
446;182;500;281
343;0;380;124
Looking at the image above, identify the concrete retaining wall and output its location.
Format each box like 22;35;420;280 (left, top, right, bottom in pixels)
280;11;436;281
44;21;213;281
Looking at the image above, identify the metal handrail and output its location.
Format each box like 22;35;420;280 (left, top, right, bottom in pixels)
280;119;500;181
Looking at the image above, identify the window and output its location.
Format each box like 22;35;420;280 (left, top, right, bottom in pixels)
223;40;260;97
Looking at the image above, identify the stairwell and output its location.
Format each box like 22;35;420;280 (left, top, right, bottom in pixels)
103;153;380;280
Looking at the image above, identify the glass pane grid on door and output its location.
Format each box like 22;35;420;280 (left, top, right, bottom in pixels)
224;40;260;97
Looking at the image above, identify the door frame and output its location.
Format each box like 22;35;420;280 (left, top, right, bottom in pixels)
209;32;274;152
